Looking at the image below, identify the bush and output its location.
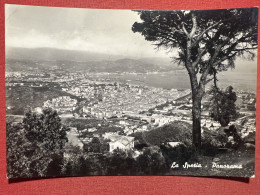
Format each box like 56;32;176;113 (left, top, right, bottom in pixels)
201;142;219;156
136;146;166;175
202;127;228;148
224;125;244;149
209;86;239;127
106;149;137;175
160;144;198;167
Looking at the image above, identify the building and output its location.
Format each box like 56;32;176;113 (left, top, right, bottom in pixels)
108;135;135;152
167;142;183;148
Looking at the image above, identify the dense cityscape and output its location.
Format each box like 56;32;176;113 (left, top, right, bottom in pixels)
6;67;256;155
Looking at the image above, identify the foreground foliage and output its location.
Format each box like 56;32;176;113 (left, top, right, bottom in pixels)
7;110;254;178
7;108;69;178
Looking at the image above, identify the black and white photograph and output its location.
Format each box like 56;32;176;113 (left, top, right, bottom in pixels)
5;4;258;178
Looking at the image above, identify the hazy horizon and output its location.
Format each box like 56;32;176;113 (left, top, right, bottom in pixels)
5;4;257;73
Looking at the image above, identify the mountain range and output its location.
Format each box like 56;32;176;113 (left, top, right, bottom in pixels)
6;47;181;73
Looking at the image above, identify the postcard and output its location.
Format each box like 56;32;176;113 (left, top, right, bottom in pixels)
5;4;257;178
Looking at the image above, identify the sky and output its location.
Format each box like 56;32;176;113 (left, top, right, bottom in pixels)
5;4;170;58
5;4;257;72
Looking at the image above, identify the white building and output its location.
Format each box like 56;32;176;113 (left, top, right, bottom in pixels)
108;135;135;152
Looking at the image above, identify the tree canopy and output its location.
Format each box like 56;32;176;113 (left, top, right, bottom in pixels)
23;108;69;151
132;8;258;148
133;8;258;78
7;108;69;178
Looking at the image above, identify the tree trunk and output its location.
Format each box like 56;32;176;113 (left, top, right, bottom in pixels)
185;37;205;150
192;95;202;149
187;71;203;149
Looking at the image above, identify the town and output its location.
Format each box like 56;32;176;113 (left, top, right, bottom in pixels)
6;69;256;154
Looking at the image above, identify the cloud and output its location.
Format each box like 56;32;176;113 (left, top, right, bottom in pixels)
5;4;169;58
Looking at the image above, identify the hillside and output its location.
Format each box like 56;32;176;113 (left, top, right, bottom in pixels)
6;85;81;115
5;47;125;62
5;47;181;73
143;121;193;146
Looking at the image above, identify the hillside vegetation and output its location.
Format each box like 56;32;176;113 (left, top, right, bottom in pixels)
143;121;193;146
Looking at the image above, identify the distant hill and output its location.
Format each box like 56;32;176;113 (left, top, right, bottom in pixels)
5;47;181;73
5;47;125;61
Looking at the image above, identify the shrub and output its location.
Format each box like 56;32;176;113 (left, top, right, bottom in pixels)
201;142;219;156
202;127;228;148
160;144;198;167
136;146;166;175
